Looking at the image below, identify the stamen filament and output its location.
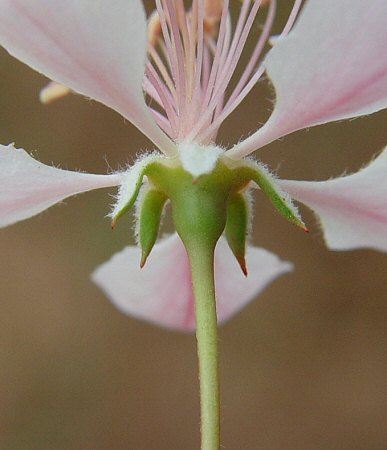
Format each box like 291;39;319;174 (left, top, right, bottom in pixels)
165;0;187;121
188;0;263;141
198;1;277;142
146;64;179;137
227;0;276;105
148;45;177;103
146;0;302;147
200;0;230;116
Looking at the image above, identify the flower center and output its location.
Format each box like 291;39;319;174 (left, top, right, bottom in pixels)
144;0;302;146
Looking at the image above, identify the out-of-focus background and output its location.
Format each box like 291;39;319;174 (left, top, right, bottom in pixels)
1;2;386;449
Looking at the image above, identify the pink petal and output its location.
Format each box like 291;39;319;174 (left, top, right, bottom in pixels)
280;147;387;252
92;233;292;331
0;0;176;155
229;0;387;158
0;143;121;227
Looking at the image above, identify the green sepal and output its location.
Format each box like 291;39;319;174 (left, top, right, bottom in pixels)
225;193;249;276
138;188;168;268
246;163;307;231
111;156;162;228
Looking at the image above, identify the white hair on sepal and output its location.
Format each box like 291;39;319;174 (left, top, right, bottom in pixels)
245;157;303;225
107;152;163;220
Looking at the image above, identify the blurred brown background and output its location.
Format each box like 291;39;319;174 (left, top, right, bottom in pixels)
0;2;386;449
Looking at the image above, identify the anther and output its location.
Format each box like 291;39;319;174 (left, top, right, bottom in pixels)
203;0;223;35
148;10;162;48
39;81;71;105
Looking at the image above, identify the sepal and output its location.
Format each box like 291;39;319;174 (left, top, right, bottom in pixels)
138;188;168;267
245;161;307;231
225;193;249;276
110;154;162;228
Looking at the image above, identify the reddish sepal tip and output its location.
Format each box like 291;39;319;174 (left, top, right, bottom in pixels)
237;256;248;277
140;254;147;269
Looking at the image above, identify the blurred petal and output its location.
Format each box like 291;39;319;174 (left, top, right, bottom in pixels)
214;238;293;325
229;0;387;158
0;0;176;155
0;143;121;227
92;233;292;331
280;147;387;252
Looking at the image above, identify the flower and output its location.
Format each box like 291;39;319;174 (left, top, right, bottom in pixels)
0;0;386;331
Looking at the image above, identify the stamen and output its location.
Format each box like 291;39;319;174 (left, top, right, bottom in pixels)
199;0;276;141
188;0;263;141
193;0;205;104
148;45;177;103
175;0;191;53
149;108;174;136
188;0;199;102
227;0;276;105
201;44;212;94
155;0;179;93
200;0;230;113
226;0;304;158
210;0;262;103
164;0;187;119
145;64;178;137
143;76;164;108
213;0;253;91
281;0;302;37
145;0;301;147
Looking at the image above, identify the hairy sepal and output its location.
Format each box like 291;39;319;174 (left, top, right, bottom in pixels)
138;188;168;267
244;160;307;231
225;193;250;276
109;153;163;227
145;159;251;252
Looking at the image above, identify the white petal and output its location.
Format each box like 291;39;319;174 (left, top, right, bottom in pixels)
0;143;121;227
280;147;387;252
229;0;387;158
0;0;176;155
92;233;292;331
